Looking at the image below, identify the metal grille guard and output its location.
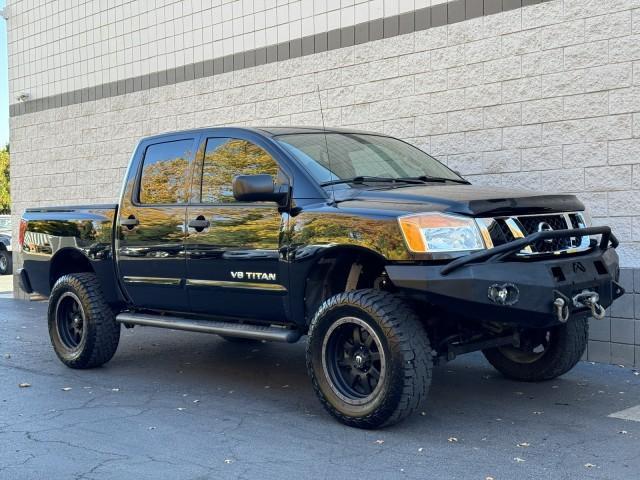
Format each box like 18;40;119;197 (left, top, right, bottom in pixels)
441;226;618;276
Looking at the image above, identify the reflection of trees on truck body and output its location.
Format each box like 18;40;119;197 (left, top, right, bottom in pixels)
201;139;279;203
290;214;409;260
187;208;281;249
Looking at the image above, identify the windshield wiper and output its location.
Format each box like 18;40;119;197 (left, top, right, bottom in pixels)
398;175;471;185
319;176;426;187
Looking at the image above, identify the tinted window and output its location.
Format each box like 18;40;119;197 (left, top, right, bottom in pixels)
200;138;279;203
275;133;461;186
139;140;193;204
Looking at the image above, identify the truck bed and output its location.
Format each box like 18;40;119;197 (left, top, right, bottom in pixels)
20;204;121;302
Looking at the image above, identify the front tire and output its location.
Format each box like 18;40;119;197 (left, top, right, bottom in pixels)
483;318;588;382
306;290;432;429
0;250;11;275
48;273;120;369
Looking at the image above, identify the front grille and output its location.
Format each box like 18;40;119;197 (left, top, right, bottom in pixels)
485;213;587;255
516;215;571;252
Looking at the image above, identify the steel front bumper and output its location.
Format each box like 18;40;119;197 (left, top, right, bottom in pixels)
386;227;624;328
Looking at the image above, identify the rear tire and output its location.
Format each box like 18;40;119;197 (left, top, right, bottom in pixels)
48;273;120;369
306;289;432;429
0;250;11;275
483;318;588;382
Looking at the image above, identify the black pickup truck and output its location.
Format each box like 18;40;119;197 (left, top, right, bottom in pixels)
18;127;623;428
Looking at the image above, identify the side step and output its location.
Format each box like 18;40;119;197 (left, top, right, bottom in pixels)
115;312;302;343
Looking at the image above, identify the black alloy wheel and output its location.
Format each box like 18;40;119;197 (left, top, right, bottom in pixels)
322;317;386;405
55;292;86;349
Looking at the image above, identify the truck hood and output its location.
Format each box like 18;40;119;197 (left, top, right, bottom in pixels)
333;184;584;217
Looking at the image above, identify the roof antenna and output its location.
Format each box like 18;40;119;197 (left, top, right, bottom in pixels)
317;84;335;204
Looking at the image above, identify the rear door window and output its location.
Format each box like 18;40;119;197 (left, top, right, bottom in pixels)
139;140;194;204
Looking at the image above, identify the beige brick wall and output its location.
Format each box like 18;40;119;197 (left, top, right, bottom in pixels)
6;0;431;100
7;0;640;365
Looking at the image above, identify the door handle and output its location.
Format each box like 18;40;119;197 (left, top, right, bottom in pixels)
188;216;211;232
121;215;139;229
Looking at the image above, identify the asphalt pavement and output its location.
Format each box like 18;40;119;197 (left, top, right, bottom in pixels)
1;283;639;480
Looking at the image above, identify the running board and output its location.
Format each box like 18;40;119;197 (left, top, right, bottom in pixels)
115;312;302;343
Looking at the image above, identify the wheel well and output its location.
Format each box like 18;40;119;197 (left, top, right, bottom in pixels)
304;247;387;325
50;249;94;288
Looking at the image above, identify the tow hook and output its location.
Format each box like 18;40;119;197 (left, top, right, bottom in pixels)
572;290;606;320
553;296;570;323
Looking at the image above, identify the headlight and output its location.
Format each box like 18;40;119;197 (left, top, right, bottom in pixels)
398;213;486;253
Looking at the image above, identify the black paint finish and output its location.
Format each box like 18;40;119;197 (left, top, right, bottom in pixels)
20;126;619;333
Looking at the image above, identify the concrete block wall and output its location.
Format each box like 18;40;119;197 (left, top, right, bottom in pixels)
588;267;640;367
7;0;640;366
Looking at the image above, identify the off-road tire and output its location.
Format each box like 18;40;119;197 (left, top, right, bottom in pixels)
0;250;11;275
48;273;120;369
306;289;432;429
483;318;588;382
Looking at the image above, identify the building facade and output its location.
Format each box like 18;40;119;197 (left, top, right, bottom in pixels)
7;0;640;365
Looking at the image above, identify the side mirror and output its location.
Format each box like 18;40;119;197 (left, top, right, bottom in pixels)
232;174;288;203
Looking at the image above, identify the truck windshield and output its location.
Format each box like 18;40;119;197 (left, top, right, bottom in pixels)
275;132;464;187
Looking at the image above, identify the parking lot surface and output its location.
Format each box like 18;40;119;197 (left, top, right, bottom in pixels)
1;292;639;480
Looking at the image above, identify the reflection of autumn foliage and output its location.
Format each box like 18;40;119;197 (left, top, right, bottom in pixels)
188;207;280;249
140;157;189;204
291;213;409;260
201;140;279;203
94;219;113;244
26;214;116;258
124;206;184;244
28;218;107;242
29;219;81;237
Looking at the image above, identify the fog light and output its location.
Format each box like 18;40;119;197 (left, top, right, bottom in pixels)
488;283;519;305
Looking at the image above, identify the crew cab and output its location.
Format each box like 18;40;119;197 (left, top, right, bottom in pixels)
18;127;623;428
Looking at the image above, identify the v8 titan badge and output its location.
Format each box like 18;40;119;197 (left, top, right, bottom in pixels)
231;271;277;281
